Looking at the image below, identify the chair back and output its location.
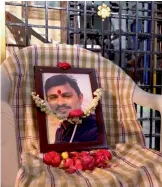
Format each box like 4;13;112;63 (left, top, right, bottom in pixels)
1;43;145;156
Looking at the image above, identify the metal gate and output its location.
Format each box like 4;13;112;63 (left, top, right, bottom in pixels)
4;1;162;150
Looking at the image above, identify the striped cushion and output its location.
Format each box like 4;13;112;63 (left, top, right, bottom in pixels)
2;44;162;187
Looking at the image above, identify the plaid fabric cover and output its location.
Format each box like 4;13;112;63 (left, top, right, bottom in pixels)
2;44;162;187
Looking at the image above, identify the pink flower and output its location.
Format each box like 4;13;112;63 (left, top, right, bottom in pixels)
68;109;84;118
43;151;61;167
57;62;71;70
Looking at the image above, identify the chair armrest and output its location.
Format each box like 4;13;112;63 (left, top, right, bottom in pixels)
133;85;162;151
1;101;19;187
0;65;11;102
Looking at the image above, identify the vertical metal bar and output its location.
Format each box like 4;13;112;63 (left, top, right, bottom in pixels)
142;2;145;85
66;2;70;44
149;1;155;148
73;2;78;44
118;1;122;67
77;3;81;45
0;1;6;62
45;1;48;43
24;1;29;46
70;2;74;44
154;3;160;150
140;106;143;127
153;3;157;94
107;7;111;60
155;111;160;150
83;1;87;48
91;1;94;48
101;20;104;56
107;20;111;46
135;103;137;111
135;1;139;82
126;2;129;62
91;1;94;29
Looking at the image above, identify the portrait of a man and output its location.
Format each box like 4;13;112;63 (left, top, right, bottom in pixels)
43;74;99;144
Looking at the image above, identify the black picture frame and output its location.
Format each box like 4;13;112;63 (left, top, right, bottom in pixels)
34;66;108;153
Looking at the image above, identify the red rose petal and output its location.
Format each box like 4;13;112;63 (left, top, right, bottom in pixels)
63;158;74;168
65;166;76;173
43;151;61;167
57;62;71;70
68;109;84;118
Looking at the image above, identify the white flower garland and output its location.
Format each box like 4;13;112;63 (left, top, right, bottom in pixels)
31;88;102;124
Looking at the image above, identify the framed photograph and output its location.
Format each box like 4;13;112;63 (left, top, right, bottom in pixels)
34;66;108;153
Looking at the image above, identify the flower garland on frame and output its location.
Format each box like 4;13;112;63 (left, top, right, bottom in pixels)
31;88;102;125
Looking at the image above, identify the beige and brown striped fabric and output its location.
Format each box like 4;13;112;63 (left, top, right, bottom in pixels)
2;44;162;186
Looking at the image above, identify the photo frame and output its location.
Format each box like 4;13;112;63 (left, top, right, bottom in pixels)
34;66;108;153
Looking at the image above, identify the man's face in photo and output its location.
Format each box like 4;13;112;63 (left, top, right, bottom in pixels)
46;82;83;118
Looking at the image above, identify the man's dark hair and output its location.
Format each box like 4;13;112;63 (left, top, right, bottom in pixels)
44;74;82;96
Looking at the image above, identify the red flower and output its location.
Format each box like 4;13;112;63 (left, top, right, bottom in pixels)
43;149;114;173
92;150;112;168
57;62;71;70
63;158;74;168
65;166;76;174
43;151;61;167
95;154;108;168
69;151;80;158
82;155;96;170
80;151;89;157
43;153;53;165
74;159;83;170
95;149;112;160
68;109;84;118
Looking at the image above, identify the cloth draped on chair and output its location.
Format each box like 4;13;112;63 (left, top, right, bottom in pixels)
2;44;162;187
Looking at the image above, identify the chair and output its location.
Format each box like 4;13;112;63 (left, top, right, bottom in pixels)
1;43;162;187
